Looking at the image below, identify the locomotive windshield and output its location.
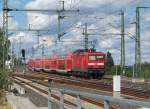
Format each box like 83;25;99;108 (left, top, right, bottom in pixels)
89;55;104;60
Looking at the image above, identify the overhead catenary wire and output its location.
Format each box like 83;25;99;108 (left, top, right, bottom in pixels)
6;0;150;66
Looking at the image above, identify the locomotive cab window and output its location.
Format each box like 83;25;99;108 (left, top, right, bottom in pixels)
89;56;96;60
89;56;104;60
96;56;104;60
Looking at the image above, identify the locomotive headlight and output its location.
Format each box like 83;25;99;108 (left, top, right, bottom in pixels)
88;63;95;65
97;63;104;65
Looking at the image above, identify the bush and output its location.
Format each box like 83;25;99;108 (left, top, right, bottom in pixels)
106;65;122;75
0;90;6;104
106;62;150;79
0;90;11;109
0;69;8;90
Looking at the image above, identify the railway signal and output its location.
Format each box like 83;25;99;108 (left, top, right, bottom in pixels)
21;49;25;60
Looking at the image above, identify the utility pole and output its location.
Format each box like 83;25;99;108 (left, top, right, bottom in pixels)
37;30;40;47
4;1;79;41
82;23;88;51
135;7;140;77
135;7;143;78
42;39;46;56
11;43;15;71
19;36;23;58
2;0;8;70
58;12;61;40
135;7;142;77
58;1;65;40
135;7;150;77
31;46;34;57
58;1;79;40
42;44;45;56
18;36;23;67
120;10;125;75
28;24;43;47
81;23;124;51
85;23;88;51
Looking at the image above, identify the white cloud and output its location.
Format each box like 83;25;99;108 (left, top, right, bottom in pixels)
27;12;57;29
4;0;150;64
9;32;36;43
8;18;19;30
25;0;135;11
143;12;150;22
100;39;113;48
26;0;58;9
38;36;54;47
25;0;61;30
80;0;110;8
8;0;21;8
25;0;80;31
79;0;135;8
141;31;150;41
26;0;76;10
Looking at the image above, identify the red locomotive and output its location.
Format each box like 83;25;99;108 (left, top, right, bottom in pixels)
28;49;106;78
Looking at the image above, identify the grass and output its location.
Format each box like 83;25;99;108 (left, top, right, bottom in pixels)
0;104;11;109
0;90;11;109
0;68;11;109
148;97;150;102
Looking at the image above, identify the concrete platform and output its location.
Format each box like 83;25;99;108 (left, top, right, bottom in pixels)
132;78;145;83
139;107;150;109
7;93;47;109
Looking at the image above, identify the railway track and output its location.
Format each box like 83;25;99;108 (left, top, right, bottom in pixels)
10;76;78;109
10;75;117;109
10;72;150;100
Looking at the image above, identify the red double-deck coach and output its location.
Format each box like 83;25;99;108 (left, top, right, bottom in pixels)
28;49;106;78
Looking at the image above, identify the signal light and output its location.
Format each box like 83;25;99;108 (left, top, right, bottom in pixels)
21;49;25;59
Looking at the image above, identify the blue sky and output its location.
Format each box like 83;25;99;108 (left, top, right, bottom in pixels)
0;0;150;65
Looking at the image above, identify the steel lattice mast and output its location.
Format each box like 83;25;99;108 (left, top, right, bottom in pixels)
135;7;141;77
3;1;79;41
135;7;150;77
120;10;125;75
2;0;9;70
84;23;88;51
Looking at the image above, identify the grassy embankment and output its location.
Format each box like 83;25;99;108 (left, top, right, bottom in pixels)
106;62;150;79
0;90;11;109
0;69;11;109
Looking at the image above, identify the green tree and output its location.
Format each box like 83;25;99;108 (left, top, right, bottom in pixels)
106;51;114;68
0;29;10;68
106;51;114;74
0;28;10;90
109;62;150;78
0;69;8;89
